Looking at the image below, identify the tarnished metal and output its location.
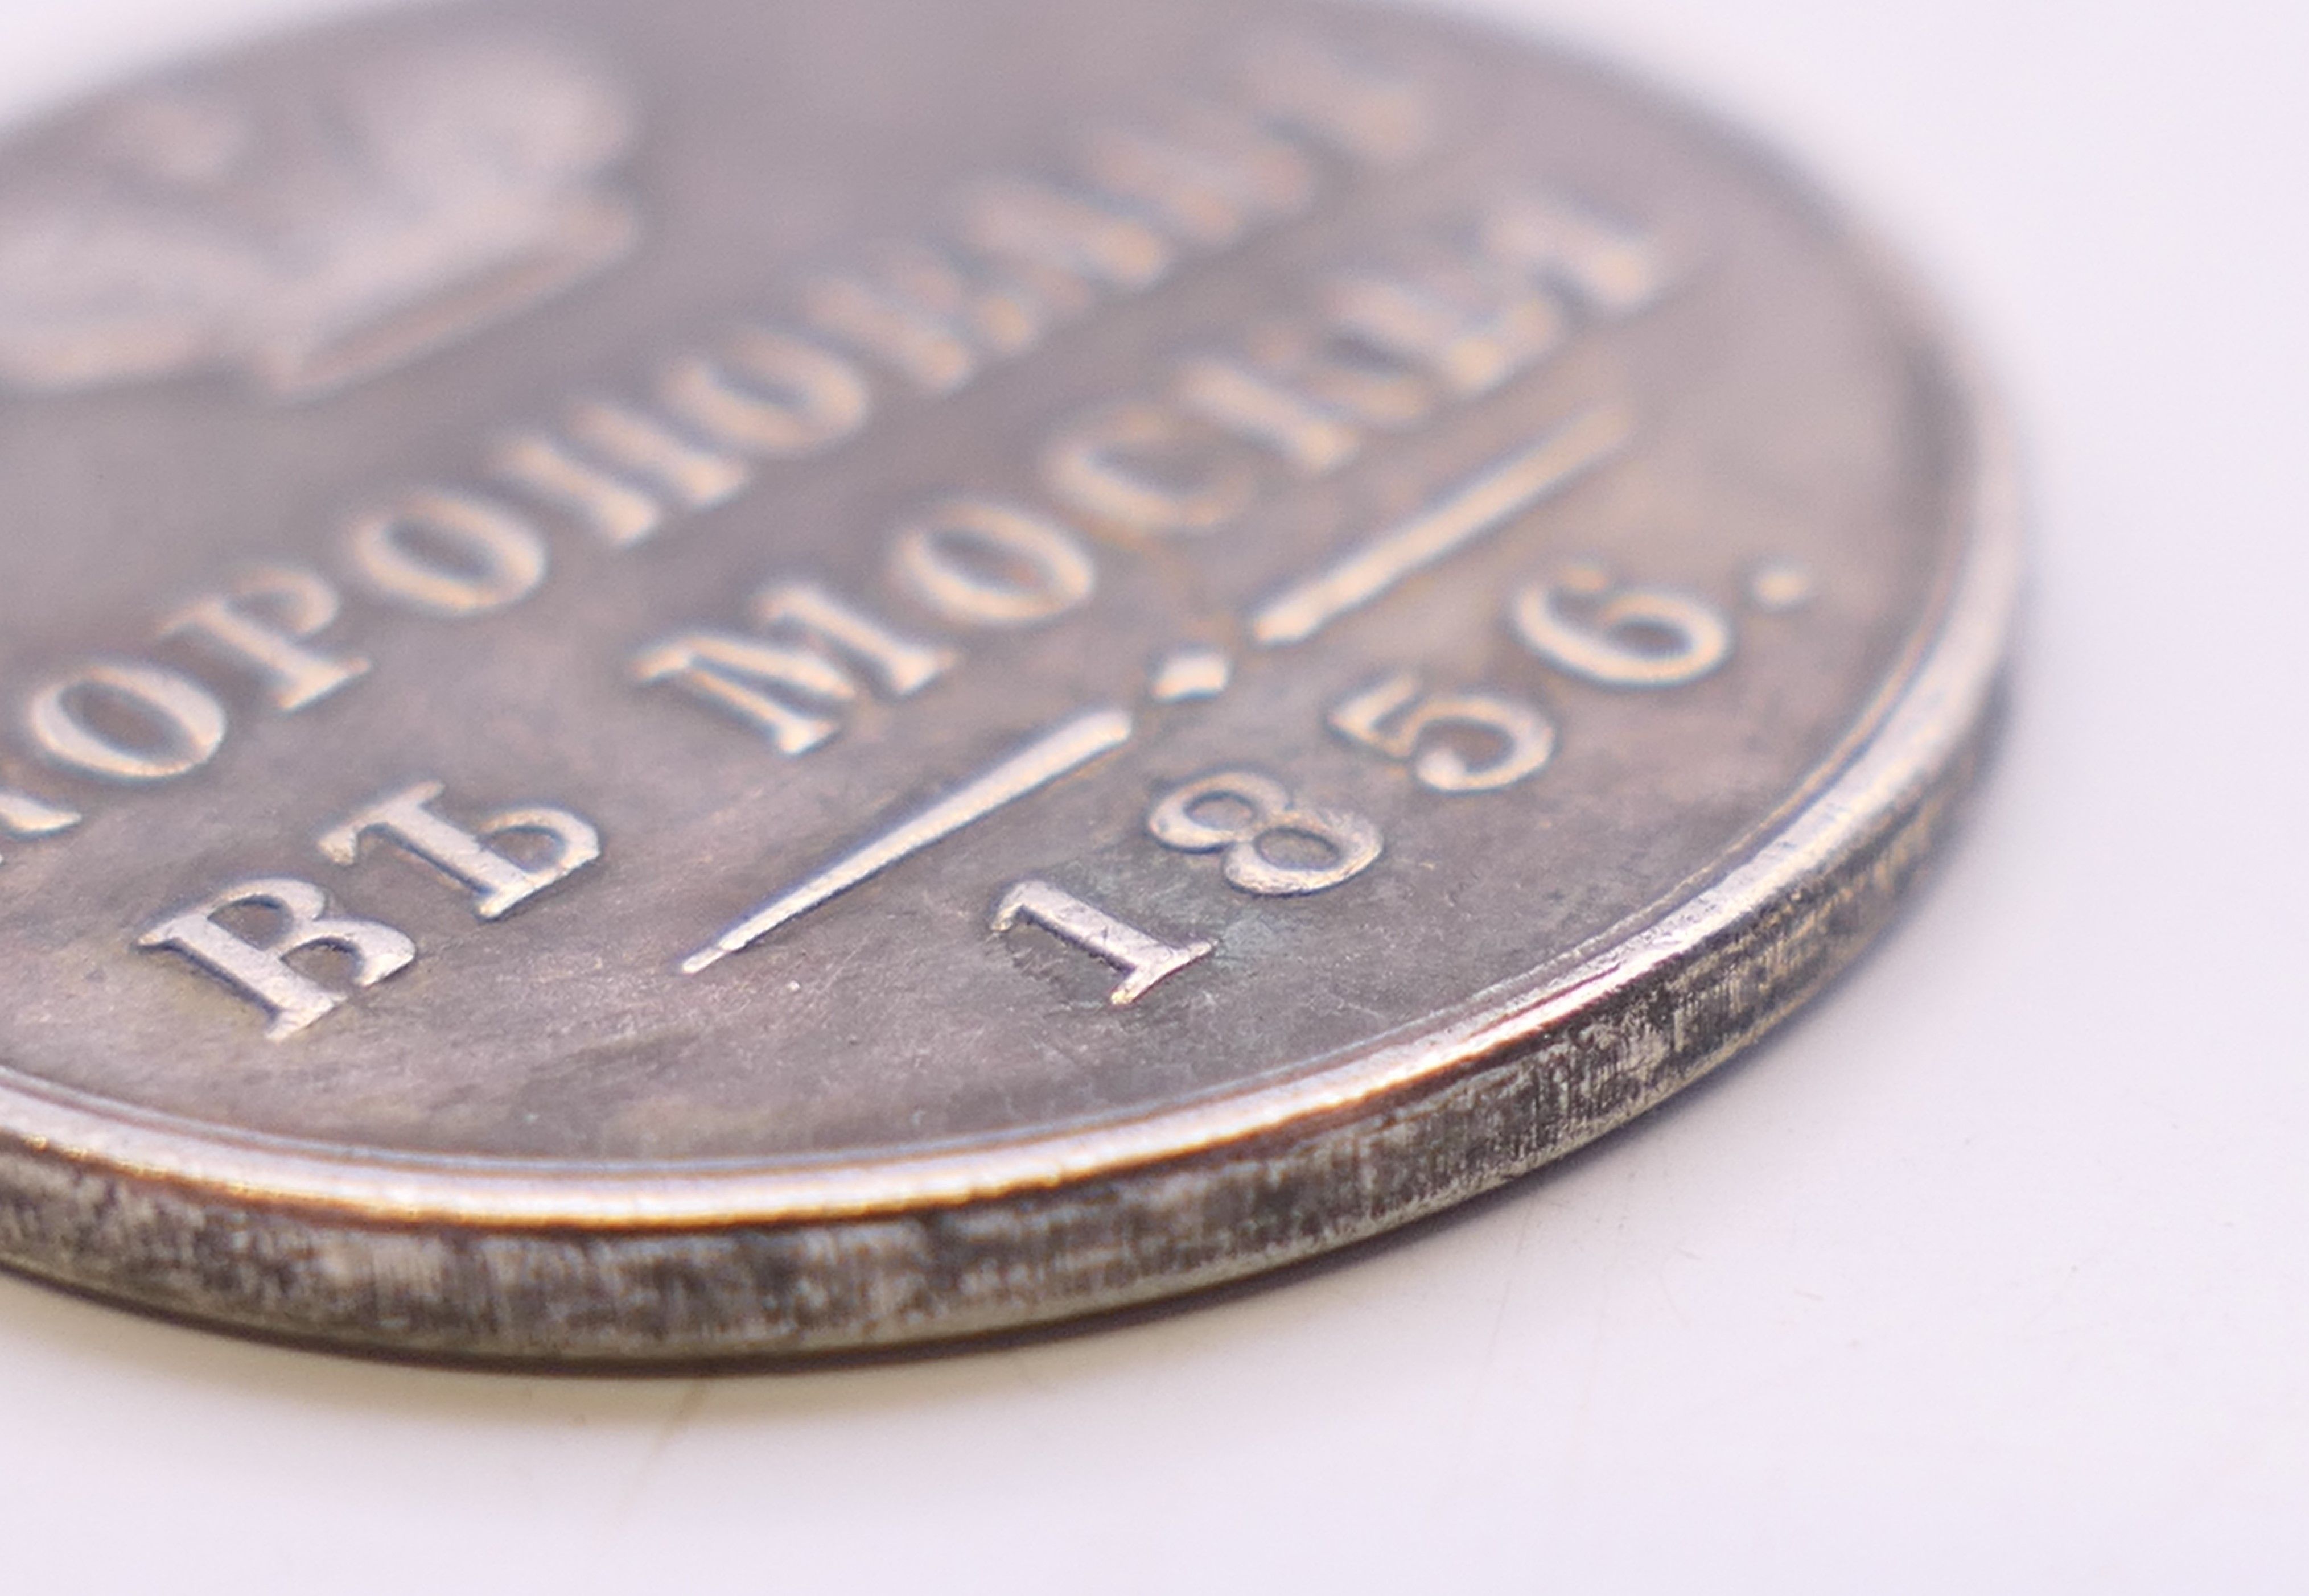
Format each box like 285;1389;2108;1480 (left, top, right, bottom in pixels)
0;0;2016;1360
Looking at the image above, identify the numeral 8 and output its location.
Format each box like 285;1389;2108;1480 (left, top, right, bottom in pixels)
1147;771;1382;896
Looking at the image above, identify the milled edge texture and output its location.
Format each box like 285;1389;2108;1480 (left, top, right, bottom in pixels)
0;8;2024;1362
0;696;1994;1362
0;357;2016;1362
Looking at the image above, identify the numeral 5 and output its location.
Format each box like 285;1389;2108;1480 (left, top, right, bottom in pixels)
1328;672;1555;793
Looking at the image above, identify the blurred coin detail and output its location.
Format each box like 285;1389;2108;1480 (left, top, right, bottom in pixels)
0;0;2015;1360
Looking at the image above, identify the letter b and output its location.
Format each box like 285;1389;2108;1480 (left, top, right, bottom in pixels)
138;878;416;1040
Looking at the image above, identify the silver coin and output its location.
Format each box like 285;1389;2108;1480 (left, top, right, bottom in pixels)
0;0;2015;1361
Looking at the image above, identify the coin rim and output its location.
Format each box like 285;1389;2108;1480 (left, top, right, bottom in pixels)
0;7;2022;1354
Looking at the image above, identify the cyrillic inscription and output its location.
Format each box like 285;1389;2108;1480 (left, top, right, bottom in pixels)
633;633;858;754
27;661;228;782
561;399;752;514
1174;357;1360;477
960;176;1176;303
158;564;371;713
753;583;958;697
1484;191;1672;316
490;430;669;549
1;24;1732;1042
317;780;601;919
0;787;82;863
1235;35;1434;168
889;498;1099;628
344;491;550;618
1320;261;1565;403
137;878;417;1040
1079;106;1315;248
635;582;952;754
659;328;874;460
1044;404;1264;537
803;245;1050;397
1044;192;1665;549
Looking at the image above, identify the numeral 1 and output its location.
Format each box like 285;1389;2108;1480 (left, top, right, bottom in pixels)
991;879;1213;1006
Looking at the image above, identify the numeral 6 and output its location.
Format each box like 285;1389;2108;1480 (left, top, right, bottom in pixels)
1510;562;1732;688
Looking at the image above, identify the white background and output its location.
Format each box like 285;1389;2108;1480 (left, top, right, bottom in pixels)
0;0;2302;1590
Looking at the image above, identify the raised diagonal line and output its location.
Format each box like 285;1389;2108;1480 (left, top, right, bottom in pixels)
681;706;1133;974
1248;403;1633;648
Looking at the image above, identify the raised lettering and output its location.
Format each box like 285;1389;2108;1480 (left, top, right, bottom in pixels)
0;786;82;863
27;661;227;782
345;491;549;617
751;583;956;698
1042;404;1261;537
158;563;371;712
1242;314;1433;432
137;877;415;1040
1510;562;1733;688
993;879;1213;1007
803;245;1051;397
1147;769;1382;896
1328;672;1555;793
1079;107;1315;248
632;632;854;754
494;396;755;552
1236;37;1434;169
636;581;952;753
890;498;1097;627
660;327;873;458
491;430;665;548
1484;191;1672;317
960;176;1175;302
1323;262;1564;399
319;780;600;919
1174;357;1360;475
563;399;752;511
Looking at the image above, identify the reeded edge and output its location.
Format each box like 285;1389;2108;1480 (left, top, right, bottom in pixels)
0;317;2019;1226
0;349;2018;1358
0;4;2024;1357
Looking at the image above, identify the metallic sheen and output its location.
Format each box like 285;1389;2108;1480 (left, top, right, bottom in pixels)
0;0;2016;1361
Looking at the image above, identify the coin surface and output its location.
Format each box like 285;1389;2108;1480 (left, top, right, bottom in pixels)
0;0;2015;1361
